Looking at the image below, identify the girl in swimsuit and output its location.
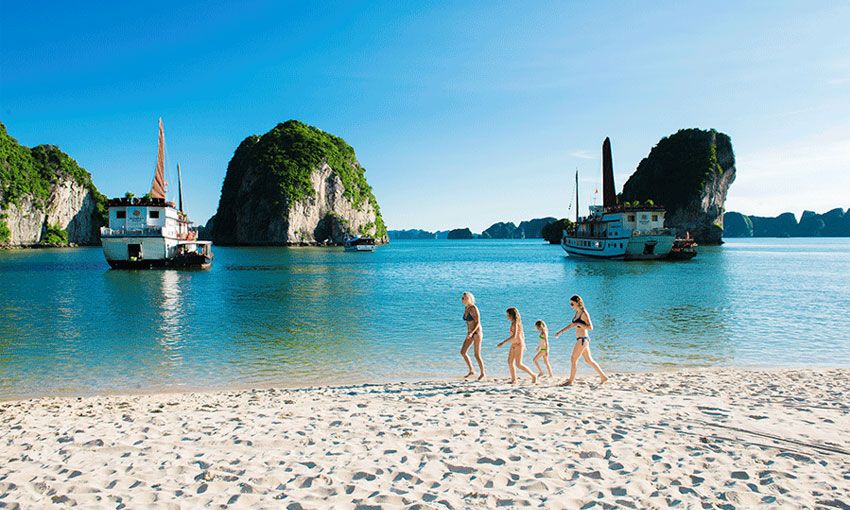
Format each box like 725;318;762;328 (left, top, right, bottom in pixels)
555;295;608;386
533;320;554;378
460;292;486;380
497;308;537;384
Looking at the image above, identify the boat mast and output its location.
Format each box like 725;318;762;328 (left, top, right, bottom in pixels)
177;162;184;213
575;168;579;223
602;137;616;209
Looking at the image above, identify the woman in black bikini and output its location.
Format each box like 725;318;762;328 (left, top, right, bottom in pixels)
461;291;486;380
555;295;608;385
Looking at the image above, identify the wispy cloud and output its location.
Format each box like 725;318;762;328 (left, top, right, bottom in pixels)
570;149;596;160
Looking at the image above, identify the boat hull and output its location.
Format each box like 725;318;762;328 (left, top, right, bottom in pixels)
562;233;675;260
344;244;375;252
106;254;212;270
101;236;212;269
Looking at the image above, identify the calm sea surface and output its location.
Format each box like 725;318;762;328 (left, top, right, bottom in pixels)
1;238;848;399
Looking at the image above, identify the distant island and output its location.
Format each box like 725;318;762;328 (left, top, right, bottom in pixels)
724;209;850;237
389;217;569;242
208;120;387;246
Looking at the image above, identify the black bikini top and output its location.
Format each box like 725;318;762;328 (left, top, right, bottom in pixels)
572;312;588;326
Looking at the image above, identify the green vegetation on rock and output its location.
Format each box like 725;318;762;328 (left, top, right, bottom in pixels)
41;223;68;245
216;120;386;240
620;128;732;213
1;123;105;213
0;122;107;227
0;215;10;244
541;218;574;244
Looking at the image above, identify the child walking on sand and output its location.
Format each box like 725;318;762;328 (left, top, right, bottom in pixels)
497;308;537;384
533;320;554;378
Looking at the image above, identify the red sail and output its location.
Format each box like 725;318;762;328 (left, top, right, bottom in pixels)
602;137;617;209
150;118;167;199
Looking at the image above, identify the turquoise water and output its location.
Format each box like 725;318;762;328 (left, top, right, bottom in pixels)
1;238;849;399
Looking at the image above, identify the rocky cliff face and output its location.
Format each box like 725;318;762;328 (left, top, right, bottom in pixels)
0;181;100;246
211;120;387;246
621;129;736;245
1;123;105;247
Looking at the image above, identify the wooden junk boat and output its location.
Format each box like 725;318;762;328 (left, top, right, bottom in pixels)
561;137;696;261
100;119;213;269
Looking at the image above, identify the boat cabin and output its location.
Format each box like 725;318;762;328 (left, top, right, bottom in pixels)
103;197;195;241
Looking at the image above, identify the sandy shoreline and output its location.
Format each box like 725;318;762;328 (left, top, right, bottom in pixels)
1;368;848;508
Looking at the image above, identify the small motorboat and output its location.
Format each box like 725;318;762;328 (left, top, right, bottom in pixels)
668;232;698;260
344;236;376;252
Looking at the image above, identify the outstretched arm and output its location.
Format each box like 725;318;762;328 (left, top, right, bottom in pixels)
555;324;574;337
498;323;516;347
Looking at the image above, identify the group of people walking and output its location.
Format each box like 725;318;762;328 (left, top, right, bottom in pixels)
461;292;608;385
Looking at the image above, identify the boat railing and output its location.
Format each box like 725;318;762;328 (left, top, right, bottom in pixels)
100;226;164;237
563;227;674;239
633;228;674;237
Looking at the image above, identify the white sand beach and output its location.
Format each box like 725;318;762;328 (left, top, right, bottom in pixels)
1;368;848;509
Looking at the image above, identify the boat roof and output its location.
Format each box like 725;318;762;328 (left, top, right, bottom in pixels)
107;197;176;208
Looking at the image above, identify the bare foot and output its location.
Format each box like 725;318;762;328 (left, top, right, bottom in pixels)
560;380;574;387
537;371;545;378
477;373;486;381
531;374;538;384
509;379;517;385
599;375;609;385
463;372;475;379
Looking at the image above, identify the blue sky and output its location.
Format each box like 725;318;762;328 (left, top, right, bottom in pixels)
2;1;848;231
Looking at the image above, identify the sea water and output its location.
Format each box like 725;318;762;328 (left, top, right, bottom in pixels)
1;238;848;399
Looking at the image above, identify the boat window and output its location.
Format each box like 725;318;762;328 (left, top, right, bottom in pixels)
628;215;635;222
652;215;658;221
149;210;160;219
116;210;126;219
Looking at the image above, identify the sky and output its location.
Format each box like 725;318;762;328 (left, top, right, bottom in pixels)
1;1;848;232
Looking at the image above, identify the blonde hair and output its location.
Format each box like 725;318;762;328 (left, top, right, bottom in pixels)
462;291;476;306
535;320;547;332
570;295;585;311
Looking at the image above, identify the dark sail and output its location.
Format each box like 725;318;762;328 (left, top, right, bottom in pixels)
602;137;617;208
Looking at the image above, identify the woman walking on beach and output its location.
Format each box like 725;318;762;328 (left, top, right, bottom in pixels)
461;292;486;380
533;320;554;379
555;295;608;385
497;308;537;384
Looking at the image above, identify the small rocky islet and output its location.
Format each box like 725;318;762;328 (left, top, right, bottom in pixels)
207;120;387;246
